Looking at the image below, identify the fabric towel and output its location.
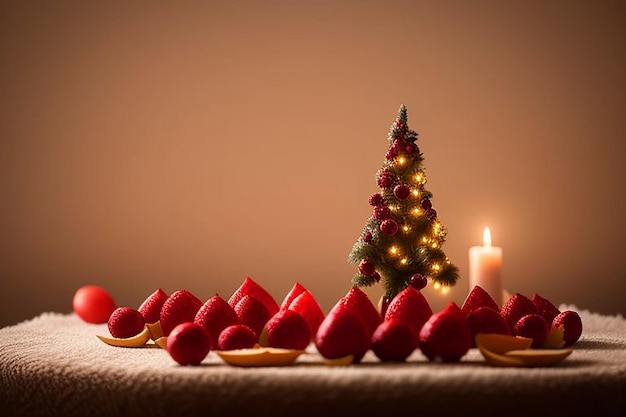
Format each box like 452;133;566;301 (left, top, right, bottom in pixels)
1;305;625;417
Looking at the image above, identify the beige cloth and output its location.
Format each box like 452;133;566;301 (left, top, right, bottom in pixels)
1;306;624;417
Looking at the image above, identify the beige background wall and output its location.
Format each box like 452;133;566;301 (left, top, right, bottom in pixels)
1;1;624;328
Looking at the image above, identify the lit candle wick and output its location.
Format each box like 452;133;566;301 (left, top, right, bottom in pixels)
483;226;492;248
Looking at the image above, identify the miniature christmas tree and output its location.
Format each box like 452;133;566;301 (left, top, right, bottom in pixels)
348;104;459;308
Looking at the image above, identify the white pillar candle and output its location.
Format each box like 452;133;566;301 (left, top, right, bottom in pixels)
468;227;503;307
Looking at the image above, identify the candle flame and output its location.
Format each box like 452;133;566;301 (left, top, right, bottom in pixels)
483;227;492;248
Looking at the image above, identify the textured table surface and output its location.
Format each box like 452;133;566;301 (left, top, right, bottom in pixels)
1;306;625;417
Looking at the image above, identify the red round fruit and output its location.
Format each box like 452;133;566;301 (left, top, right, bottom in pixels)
108;307;145;339
166;322;211;366
552;310;583;346
218;324;257;350
265;310;311;350
72;285;117;324
419;303;472;362
371;320;419;362
513;313;548;348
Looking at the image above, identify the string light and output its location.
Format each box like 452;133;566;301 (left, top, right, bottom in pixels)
433;282;441;290
389;246;399;256
400;257;408;265
433;221;442;235
421;236;428;244
397;156;407;166
414;171;427;185
441;286;450;295
402;225;410;233
431;263;441;272
412;188;420;198
412;207;421;216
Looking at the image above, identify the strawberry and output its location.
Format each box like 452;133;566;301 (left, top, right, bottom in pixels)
234;294;272;337
466;306;511;346
262;309;311;350
137;288;169;324
461;285;499;318
552;310;583;346
287;289;325;338
194;294;240;350
384;286;433;335
530;293;561;324
279;282;307;311
166;322;211;366
315;301;370;363
513;313;549;348
108;306;145;339
228;277;279;317
500;293;536;332
418;302;472;362
217;324;258;350
340;286;382;336
371;319;419;362
159;289;204;336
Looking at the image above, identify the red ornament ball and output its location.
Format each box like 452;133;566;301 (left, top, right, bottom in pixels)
373;205;391;221
391;139;404;153
421;198;432;210
393;184;411;200
363;230;373;243
410;274;428;290
426;208;437;221
380;219;399;236
369;193;384;206
359;259;377;276
377;171;394;188
385;149;396;160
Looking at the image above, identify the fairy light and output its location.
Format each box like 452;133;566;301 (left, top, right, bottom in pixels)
431;242;438;248
397;156;407;166
389;246;399;256
412;188;420;197
421;236;428;244
431;263;441;272
441;286;450;295
402;225;410;233
415;171;427;185
412;207;421;216
400;257;408;265
433;282;441;291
